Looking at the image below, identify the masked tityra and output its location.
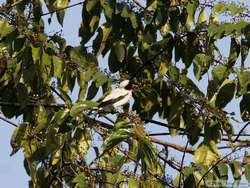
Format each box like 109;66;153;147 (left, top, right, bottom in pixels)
99;80;132;108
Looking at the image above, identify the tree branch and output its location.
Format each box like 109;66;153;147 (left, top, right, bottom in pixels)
233;121;250;143
148;132;250;142
49;86;66;102
41;1;85;17
150;137;194;154
158;154;180;172
179;141;189;187
0;101;67;108
0;115;18;127
142;117;187;132
118;148;174;188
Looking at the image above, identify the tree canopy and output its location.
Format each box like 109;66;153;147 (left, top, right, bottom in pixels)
1;0;250;187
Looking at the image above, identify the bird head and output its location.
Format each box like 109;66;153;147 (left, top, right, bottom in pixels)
119;80;132;90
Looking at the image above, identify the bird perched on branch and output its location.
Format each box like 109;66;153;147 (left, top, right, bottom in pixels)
99;80;133;108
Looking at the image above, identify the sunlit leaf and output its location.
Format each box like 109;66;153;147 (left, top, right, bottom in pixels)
240;94;250;121
237;71;250;95
213;2;245;15
50;108;70;126
230;161;242;180
102;129;132;153
73;173;88;188
194;141;220;166
10;123;28;156
245;164;250;183
0;19;15;37
54;0;69;26
70;101;98;117
185;1;199;29
93;23;112;56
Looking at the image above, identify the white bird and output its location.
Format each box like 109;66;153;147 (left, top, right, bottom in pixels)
99;80;133;108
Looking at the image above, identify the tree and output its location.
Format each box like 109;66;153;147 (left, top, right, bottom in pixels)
1;0;250;187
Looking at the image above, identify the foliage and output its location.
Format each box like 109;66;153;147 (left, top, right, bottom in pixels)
1;0;250;187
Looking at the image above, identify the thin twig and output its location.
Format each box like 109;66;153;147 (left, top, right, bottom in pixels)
0;115;18;127
49;86;66;102
41;1;85;17
148;132;250;142
179;141;189;188
218;143;250;150
234;121;250;143
158;154;180;172
0;101;66;108
102;116;115;124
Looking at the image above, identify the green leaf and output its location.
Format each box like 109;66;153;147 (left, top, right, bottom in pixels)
70;101;98;117
79;0;101;44
237;71;250;95
54;0;69;26
86;0;99;12
100;0;115;20
185;1;199;29
0;19;15;37
73;128;92;156
241;39;249;69
168;66;179;81
216;163;228;178
208;21;249;39
32;46;41;63
210;79;235;109
10;123;28;156
228;38;240;67
70;103;87;117
113;41;126;63
108;47;120;73
93;23;112;56
34;106;48;133
102;129;132;153
212;65;228;83
93;71;108;87
167;97;184;125
108;41;126;72
50;108;70;126
53;56;63;78
193;53;211;80
128;178;138;187
169;7;180;32
240;94;250;121
57;87;72;104
194;141;220;166
230;161;242;180
204;118;222;144
121;5;138;29
180;74;204;97
86;81;99;100
213;2;245;15
73;173;88;188
16;83;28;103
184;108;203;145
245;164;250;183
198;9;207;24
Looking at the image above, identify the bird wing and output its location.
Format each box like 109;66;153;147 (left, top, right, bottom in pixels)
113;90;132;108
99;88;129;107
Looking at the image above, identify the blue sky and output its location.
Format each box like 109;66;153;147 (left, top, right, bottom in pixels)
0;0;250;187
